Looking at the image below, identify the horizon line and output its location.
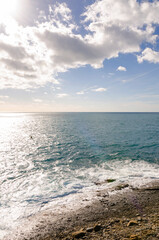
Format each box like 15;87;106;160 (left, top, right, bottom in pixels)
0;111;159;114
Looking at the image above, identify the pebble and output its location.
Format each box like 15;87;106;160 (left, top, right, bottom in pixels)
137;216;142;221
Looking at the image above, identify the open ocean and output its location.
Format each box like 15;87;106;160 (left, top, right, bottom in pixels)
0;112;159;238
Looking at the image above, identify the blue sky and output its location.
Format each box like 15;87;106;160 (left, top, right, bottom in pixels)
0;0;159;112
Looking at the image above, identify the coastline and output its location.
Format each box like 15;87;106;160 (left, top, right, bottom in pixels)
3;180;159;240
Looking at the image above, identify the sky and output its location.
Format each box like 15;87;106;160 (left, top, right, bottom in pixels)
0;0;159;112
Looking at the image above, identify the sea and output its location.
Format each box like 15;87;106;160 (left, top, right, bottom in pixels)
0;112;159;238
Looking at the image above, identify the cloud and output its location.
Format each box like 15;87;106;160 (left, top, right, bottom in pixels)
83;0;159;45
0;95;9;99
49;2;72;22
0;95;9;104
0;41;28;59
36;30;104;70
92;88;107;92
76;91;85;95
137;48;159;63
1;58;35;72
32;0;159;73
0;101;5;104
122;79;130;83
0;1;159;89
57;93;69;98
117;66;127;71
33;98;43;103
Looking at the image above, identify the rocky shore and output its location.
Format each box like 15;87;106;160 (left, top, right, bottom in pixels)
4;181;159;240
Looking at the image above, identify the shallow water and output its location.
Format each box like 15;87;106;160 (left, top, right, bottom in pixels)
0;112;159;238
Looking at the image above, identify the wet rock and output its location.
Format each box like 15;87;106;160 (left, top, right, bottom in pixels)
106;179;116;183
115;184;129;190
127;220;138;227
72;230;86;239
94;179;116;185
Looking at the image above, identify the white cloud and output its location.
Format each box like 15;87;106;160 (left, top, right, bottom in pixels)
0;1;159;90
82;0;159;61
117;66;127;71
0;95;8;104
92;88;107;92
49;3;72;22
137;48;159;63
122;79;130;83
33;98;43;103
0;95;9;99
57;93;69;98
76;91;85;95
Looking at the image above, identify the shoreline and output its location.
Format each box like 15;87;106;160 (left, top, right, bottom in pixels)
3;180;159;240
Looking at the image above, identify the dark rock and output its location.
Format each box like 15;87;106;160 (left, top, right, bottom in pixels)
94;224;102;232
72;230;86;239
86;227;94;232
106;179;116;183
110;203;115;206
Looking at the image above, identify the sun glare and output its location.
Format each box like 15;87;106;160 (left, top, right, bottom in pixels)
0;0;18;21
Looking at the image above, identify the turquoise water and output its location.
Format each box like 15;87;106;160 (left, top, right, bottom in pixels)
0;113;159;237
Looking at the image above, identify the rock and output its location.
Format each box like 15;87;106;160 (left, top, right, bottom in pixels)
72;230;86;239
86;227;94;232
110;219;120;225
110;203;115;206
106;179;116;183
115;184;129;190
94;179;116;185
130;235;141;240
94;224;102;232
137;216;142;221
127;220;138;227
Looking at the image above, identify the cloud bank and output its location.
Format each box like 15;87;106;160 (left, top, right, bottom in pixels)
0;0;159;89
